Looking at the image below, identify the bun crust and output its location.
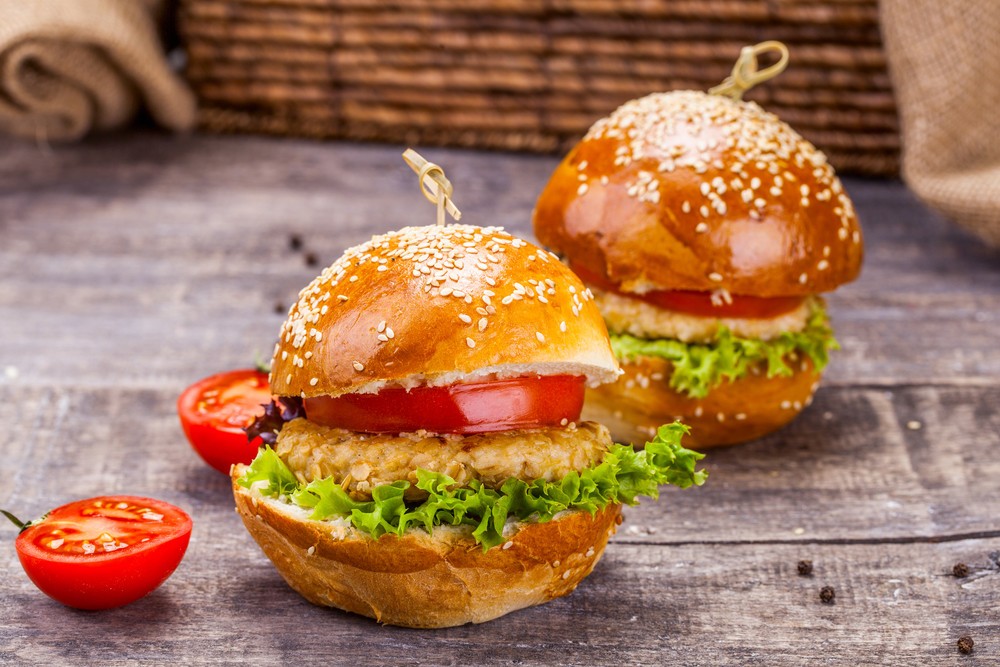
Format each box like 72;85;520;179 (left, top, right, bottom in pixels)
270;225;618;398
583;354;821;448
533;91;863;297
233;471;621;628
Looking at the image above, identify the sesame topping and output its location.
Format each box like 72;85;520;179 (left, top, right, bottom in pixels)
272;224;607;388
708;272;723;282
695;222;709;234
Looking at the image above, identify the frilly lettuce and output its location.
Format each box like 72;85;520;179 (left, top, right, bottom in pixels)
610;302;838;399
237;423;706;550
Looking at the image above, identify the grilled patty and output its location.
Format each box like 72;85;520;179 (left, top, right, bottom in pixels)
595;289;814;343
274;418;613;501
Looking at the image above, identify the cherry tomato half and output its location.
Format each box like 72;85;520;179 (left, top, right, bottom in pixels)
178;369;270;474
14;496;192;610
571;263;804;319
303;375;586;435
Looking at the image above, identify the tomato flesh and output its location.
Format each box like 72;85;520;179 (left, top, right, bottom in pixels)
304;375;585;435
15;496;192;610
571;263;804;319
178;369;271;474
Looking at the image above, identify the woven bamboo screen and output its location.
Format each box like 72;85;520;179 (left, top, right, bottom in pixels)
178;0;898;175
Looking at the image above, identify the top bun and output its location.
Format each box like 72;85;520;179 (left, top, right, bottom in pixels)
533;91;863;297
270;224;619;398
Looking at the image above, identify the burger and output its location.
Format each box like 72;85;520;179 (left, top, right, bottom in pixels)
533;90;863;447
231;223;706;628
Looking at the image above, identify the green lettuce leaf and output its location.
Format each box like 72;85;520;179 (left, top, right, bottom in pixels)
236;423;706;551
609;302;838;399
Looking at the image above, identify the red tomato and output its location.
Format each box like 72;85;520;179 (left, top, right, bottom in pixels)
14;496;192;610
571;263;804;319
304;375;585;435
178;369;270;474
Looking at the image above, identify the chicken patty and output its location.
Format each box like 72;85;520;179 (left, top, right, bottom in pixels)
274;418;613;501
595;289;815;343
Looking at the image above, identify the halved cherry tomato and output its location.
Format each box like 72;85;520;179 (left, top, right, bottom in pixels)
178;369;270;474
571;263;804;319
303;375;585;435
12;496;192;610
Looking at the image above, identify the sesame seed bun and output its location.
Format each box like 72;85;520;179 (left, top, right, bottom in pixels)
232;469;621;628
583;355;821;448
533;91;863;297
270;225;619;398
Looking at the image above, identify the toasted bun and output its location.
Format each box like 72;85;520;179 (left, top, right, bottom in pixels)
583;354;821;448
533;91;863;297
232;469;621;628
270;225;618;398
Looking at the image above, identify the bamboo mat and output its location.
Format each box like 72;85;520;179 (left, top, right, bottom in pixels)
179;0;898;175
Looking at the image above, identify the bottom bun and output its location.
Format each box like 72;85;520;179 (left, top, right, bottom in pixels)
232;469;621;628
583;355;821;448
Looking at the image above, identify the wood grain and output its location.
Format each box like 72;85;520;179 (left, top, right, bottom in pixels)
0;134;998;665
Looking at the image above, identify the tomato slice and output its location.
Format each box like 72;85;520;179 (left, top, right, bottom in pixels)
303;375;585;435
14;496;192;610
570;263;804;319
178;369;271;474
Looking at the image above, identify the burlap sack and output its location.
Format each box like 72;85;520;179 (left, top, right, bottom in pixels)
0;0;194;142
881;0;1000;247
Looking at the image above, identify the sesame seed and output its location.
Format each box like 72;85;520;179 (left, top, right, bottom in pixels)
562;571;572;580
502;541;514;550
799;273;808;284
337;295;348;301
681;201;691;213
385;327;394;339
700;183;710;196
309;378;318;386
458;313;472;324
560;321;567;332
699;205;710;218
466;337;476;348
478;318;488;332
708;272;723;282
817;260;830;271
377;321;386;332
353;361;364;372
695;222;708;233
377;334;389;342
536;332;545;343
578;183;589;196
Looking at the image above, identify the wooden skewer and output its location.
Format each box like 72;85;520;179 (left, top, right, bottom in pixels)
709;41;790;100
402;148;462;226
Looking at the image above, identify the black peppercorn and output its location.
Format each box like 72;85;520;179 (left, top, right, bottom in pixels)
819;586;835;604
957;636;974;654
797;560;813;576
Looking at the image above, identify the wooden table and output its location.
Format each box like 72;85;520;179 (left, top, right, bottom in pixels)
1;133;997;665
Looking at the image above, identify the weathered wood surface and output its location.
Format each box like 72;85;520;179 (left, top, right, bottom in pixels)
1;133;998;665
